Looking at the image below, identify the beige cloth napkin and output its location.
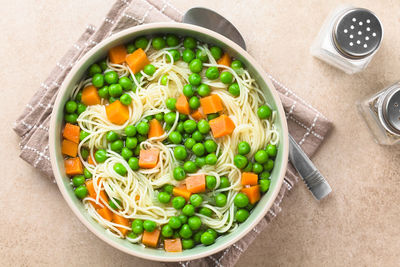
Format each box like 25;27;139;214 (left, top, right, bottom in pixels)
13;0;332;266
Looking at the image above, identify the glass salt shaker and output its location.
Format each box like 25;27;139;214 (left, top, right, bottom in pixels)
357;82;400;145
310;5;383;74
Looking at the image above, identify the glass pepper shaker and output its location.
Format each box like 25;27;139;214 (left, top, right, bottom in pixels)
357;82;400;145
310;5;383;74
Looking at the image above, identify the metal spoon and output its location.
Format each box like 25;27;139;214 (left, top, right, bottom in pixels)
183;7;332;200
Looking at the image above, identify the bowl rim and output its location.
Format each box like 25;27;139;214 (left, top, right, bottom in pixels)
49;22;289;262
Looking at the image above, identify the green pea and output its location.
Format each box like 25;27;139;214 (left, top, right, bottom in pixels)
143;220;157;232
126;137;138;149
120;93;132;105
128;157;139;170
243;161;253;172
184;138;196;149
192;143;205;156
164;184;174;194
199;207;213;217
235;209;250;223
202;140;217;154
109;84;123;97
121;147;133;160
161;224;173;238
252;163;263;174
205;67;219;80
207;113;219;120
65;113;78;124
206;175;217;190
168;216;182;229
189;73;201;86
246;203;255;211
231;60;243;70
237;141;250;155
188;96;200;110
94;149;107;163
197;84;210;97
183;37;197;49
189;194;203;207
135;36;149;49
234;155;248;169
234;193;249;208
178;214;188;224
126;43;136;54
77;103;87;115
127;232;138;239
266;144;277;157
182;204;195;217
195;157;206;168
182;49;195;63
104;71;118;84
166;98;177;111
179;224;193;239
119;76;133;90
215;193;227;207
254;150;268;164
197;120;210;134
259;179;271;193
210;46;222;60
74;185;88;199
173;166;186;181
263;159;274;171
257;105;272;119
136;121;150;135
109;198;121;210
152;37;166;50
92;73;104;88
109;97;117;104
174;146;187;160
166;49;180;63
125;125;137;137
196;49;208;62
183;161;197;173
75;92;82;102
72;175;85;187
155;113;164;121
133;145;140;156
183;120;197;133
98;86;109;99
172;196;186;209
228;83;240;96
179;114;188;121
188;216;202;231
83;168;92;179
114;163;127;176
164;112;177;125
205;153;217;165
169;131;182;144
259;171;270;180
220;71;233;84
89;63;102;76
110;140;123;152
200;231;215;246
106;131;118;142
80;148;89;160
192;131;204;142
189;59;203;73
143;64;156;76
166;34;179;47
98;60;107;71
80;131;90;141
161;74;169;85
132;219;144;234
183;84;194;97
182;239;194;249
175;122;184;133
219;176;230;189
65;100;77;113
158;191;171;204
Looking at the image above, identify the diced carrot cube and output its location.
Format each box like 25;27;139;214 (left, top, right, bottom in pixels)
87;154;96;166
63;123;80;143
241;185;261;204
125;48;150;74
64;157;83;176
81;85;101;106
241;172;258;186
164;238;182;252
172;185;192;201
105;100;130;125
139;149;160;169
200;95;223;114
112;213;130;236
62;139;78;157
109;45;127;64
176;94;190;115
97;207;113;222
185;174;206;193
191;108;205;121
209;115;235;138
217;52;231;68
86;179;109;209
148;119;164;139
142;229;161;248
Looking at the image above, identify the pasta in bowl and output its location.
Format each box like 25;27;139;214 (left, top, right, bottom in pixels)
50;23;288;261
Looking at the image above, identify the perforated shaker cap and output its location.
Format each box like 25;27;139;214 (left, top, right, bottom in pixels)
381;86;400;135
333;8;383;59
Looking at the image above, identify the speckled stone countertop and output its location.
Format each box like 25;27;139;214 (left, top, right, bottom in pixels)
2;0;400;266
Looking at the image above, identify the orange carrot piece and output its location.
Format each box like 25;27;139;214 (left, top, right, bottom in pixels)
241;172;258;186
81;85;101;106
63;123;80;143
105;100;130;125
97;207;113;222
172;186;192;201
148;119;164;139
125;48;150;74
217;52;231;68
241;185;261;204
108;45;127;64
86;179;109;209
64;157;83;176
191;108;206;121
112;213;130;236
200;95;224;114
209;115;236;138
61;139;78;157
139;149;160;169
87;154;96;166
164;238;182;252
185;174;206;193
142;229;161;248
176;94;190;115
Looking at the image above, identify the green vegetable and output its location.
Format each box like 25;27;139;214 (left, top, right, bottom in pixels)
128;157;139;170
195;157;206;168
172;196;186;209
177;122;184;133
182;49;195;63
231;60;243;71
120;93;132;105
255;150;269;164
89;63;102;76
205;66;219;80
220;71;233;84
169;131;182;144
173;166;186;181
182;239;195;249
199;207;213;217
189;73;202;86
75;92;82;102
119;76;133;90
77;103;86;115
65;100;77;113
183;161;197;173
207;113;219;120
161;224;173;237
127;232;138;239
210;46;222;60
183;84;195;97
166;98;177;111
83;168;92;179
188;216;202;230
152;37;166;50
182;204;195;217
80;131;90;141
125;125;137;137
174;146;187;160
121;147;133;160
219;177;230;189
266;144;277;157
193;231;204;244
178;215;188;224
179;224;193;239
110;140;123;152
155;113;163;121
192;131;204;142
166;49;180;62
235;209;250;222
263;159;274;171
243;161;253;172
206;175;217;190
126;44;136;54
94;149;107;163
134;37;149;49
65;113;78;124
192;143;205;156
137;121;150;135
189;59;203;73
189;194;203;207
125;137;138;149
143;64;156;76
204;140;217;153
179;114;188;121
164;112;177;125
234;193;249;208
168;216;182;229
158;191;171;204
259;171;270;180
108;97;117;104
74;185;88;199
228;83;240;96
237;141;250;155
80;148;89;160
189;96;200;109
259;179;271;193
252;163;263;174
132;219;144;234
196;49;208;62
183;37;197;49
92;73;104;88
200;231;215;245
166;34;179;47
72;175;85;187
109;198;121;210
215;193;227;207
108;84;123;97
161;74;169;85
234;154;248;169
114;163;127;176
164;184;174;194
257;105;272;119
184;138;196;149
197;120;210;134
143;220;157;232
197;84;211;97
205;153;217;165
106;131;118;142
104;71;118;84
183;120;197;133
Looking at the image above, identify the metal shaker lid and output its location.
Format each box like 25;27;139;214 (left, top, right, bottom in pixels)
381;87;400;135
333;8;383;59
